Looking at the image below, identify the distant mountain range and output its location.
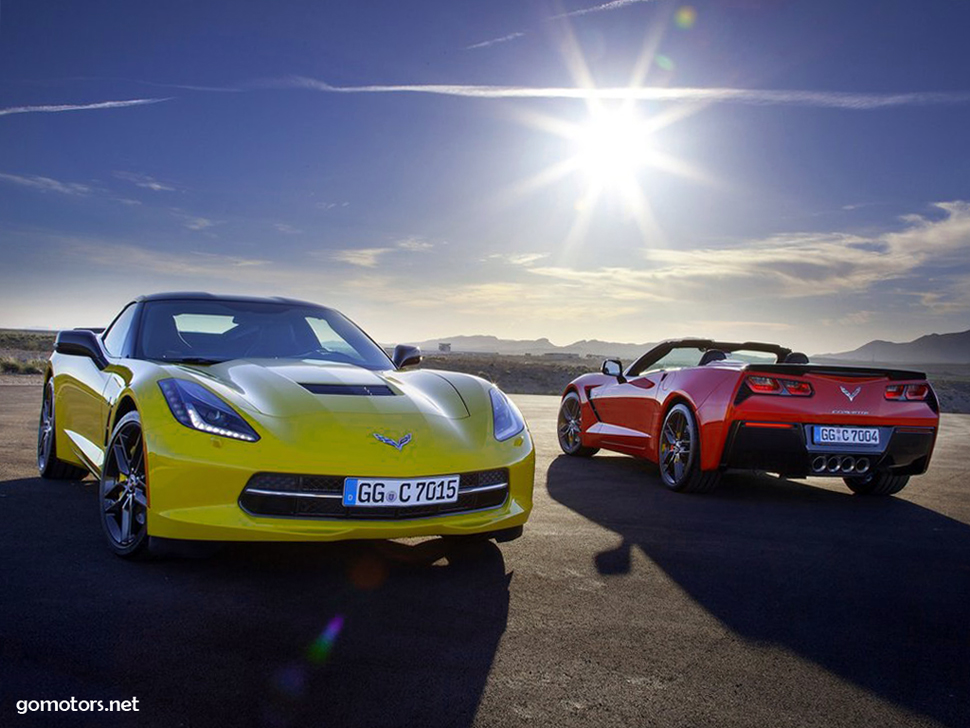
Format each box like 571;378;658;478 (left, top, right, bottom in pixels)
817;329;970;364
410;328;970;365
408;335;652;360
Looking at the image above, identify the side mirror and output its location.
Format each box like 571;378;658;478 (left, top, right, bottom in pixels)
55;329;108;369
392;344;422;369
602;359;625;382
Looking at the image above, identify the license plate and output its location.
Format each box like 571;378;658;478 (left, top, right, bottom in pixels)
813;426;879;446
342;476;460;507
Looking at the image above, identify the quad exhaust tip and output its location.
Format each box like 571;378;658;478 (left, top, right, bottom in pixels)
812;455;872;474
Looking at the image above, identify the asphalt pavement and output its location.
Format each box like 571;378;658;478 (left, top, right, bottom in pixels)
1;384;968;728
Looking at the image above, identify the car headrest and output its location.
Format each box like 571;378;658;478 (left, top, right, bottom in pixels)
698;349;728;366
784;352;810;364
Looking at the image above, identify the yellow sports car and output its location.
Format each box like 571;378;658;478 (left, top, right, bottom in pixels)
39;293;534;557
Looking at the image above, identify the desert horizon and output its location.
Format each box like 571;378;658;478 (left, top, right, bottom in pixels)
4;327;968;413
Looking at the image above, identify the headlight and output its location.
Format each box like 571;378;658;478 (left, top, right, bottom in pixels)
158;379;260;442
489;388;525;441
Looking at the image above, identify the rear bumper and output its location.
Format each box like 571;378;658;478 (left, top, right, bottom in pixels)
720;421;937;477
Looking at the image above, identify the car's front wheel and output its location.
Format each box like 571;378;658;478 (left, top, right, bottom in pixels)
843;471;909;496
557;392;598;457
658;403;720;493
100;411;150;557
38;380;89;480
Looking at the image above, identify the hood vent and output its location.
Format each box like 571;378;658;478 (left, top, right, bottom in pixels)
300;383;396;396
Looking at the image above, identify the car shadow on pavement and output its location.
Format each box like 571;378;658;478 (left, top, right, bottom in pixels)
546;455;970;728
0;476;509;728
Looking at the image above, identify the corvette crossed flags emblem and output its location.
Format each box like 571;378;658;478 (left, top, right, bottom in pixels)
840;386;862;402
373;433;412;451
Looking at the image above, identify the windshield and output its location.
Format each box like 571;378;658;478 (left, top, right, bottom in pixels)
137;299;393;370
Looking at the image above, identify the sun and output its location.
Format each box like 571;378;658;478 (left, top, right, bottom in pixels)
573;107;657;188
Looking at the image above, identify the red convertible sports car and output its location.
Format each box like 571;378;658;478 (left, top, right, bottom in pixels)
557;339;939;495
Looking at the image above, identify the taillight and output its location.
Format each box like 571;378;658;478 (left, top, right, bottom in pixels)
886;383;929;401
782;380;813;396
745;376;813;397
747;376;781;393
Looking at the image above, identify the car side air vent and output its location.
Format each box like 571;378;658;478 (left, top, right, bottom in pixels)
300;383;396;396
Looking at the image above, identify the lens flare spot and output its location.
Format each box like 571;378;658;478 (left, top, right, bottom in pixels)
655;54;675;72
272;664;308;699
307;614;345;664
675;6;697;29
348;553;388;590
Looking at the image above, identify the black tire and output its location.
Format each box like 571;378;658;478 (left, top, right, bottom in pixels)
37;379;89;480
843;471;910;496
557;391;599;457
100;411;150;558
658;403;720;493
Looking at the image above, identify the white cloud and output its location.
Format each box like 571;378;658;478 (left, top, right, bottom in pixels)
183;216;217;231
114;171;177;192
286;77;970;110
71;243;272;278
315;201;350;210
487;252;549;266
396;237;434;252
528;266;673;301
11;202;969;351
524;202;970;312
331;238;436;266
274;223;302;234
331;248;392;267
0;172;90;195
0;98;170;117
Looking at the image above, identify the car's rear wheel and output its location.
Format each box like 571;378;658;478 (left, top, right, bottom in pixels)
557;392;598;457
659;403;720;493
843;471;909;496
100;411;150;557
37;380;89;480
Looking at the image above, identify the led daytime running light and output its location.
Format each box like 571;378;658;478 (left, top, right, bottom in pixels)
185;403;255;440
158;378;259;442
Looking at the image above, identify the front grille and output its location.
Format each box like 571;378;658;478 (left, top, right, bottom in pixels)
239;468;509;520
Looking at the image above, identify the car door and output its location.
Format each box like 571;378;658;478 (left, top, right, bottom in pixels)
590;348;701;452
589;372;662;452
57;304;138;471
56;347;111;469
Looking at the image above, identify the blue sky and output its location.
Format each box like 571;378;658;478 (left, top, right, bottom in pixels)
2;0;969;353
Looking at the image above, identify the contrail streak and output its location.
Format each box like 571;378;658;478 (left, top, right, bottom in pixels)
466;32;526;50
552;0;661;20
286;77;970;110
0;98;171;117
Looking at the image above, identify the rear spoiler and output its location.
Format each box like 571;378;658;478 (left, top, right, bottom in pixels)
745;364;927;381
